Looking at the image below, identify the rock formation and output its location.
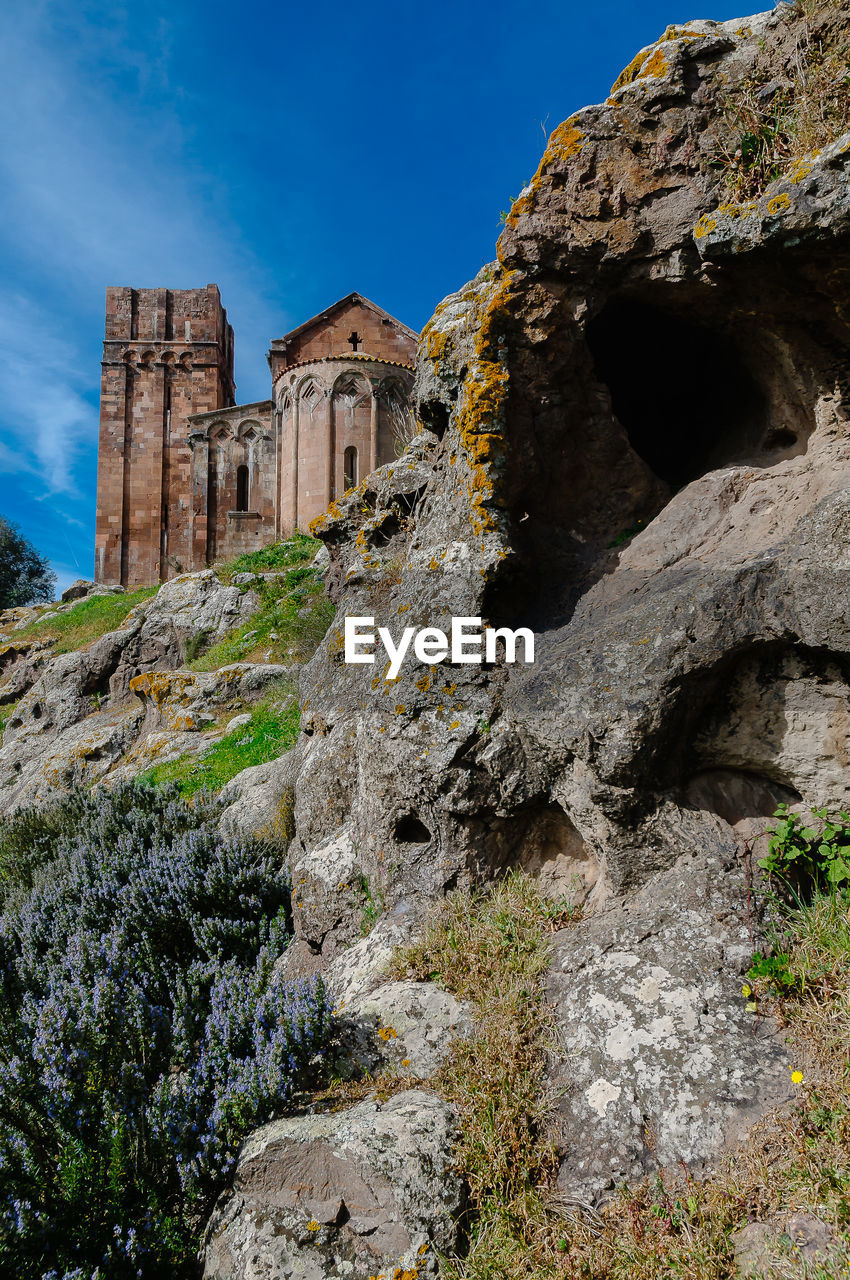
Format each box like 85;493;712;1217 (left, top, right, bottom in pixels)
269;0;850;1232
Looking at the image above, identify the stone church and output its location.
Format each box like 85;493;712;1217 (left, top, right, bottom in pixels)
94;285;418;586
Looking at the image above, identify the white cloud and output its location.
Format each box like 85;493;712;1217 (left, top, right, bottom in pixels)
0;1;283;516
0;296;97;496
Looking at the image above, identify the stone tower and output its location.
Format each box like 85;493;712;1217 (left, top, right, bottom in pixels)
94;285;235;586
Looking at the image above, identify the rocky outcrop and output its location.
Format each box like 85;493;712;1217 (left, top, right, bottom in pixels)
202;1090;462;1280
277;0;850;1201
549;846;793;1198
0;571;262;811
336;980;472;1080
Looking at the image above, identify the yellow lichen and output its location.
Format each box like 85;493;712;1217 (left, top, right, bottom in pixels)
767;192;791;215
693;214;718;239
787;162;812;184
546;121;585;163
611;44;670;93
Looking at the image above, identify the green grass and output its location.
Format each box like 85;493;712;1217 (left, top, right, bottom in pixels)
193;536;334;671
138;684;300;796
718;1;850;198
391;870;567;1278
0;701;19;737
213;531;320;585
8;588;158;654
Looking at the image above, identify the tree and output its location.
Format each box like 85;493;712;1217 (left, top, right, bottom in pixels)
0;517;56;610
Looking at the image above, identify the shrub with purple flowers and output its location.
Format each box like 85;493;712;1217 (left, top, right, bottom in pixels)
0;782;333;1278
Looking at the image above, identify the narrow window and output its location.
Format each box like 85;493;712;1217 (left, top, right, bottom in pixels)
344;446;358;490
236;464;250;511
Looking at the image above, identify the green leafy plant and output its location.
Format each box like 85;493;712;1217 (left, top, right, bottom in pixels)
760;803;850;889
748;948;797;995
358;873;384;936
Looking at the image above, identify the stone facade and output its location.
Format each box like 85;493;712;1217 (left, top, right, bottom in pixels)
95;291;417;585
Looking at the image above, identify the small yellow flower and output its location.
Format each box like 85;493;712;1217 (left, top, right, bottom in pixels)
741;983;752;998
402;1058;411;1067
790;1068;804;1084
306;1219;319;1231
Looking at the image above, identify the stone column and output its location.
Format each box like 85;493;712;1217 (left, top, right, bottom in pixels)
290;397;300;532
324;387;334;506
369;382;379;474
189;431;209;569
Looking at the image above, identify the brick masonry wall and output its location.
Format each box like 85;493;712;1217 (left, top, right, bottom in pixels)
95;285;234;586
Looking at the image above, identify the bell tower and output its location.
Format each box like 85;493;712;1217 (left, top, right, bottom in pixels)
94;285;235;586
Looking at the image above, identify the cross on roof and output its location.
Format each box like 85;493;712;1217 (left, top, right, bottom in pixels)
347;330;361;351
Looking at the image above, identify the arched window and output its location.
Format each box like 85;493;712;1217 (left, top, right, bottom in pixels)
236;464;250;512
344;446;358;491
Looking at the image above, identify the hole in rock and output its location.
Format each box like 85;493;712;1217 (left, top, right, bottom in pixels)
685;768;800;831
394;813;432;844
418;398;449;440
30;702;42;721
514;803;598;899
586;298;767;489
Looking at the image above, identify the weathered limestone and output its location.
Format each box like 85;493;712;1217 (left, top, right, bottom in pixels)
548;847;794;1199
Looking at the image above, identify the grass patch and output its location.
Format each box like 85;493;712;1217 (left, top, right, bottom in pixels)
194;534;333;670
391;871;571;1278
213;530;320;585
391;865;850;1279
0;700;18;737
718;1;850;197
139;684;300;797
8;587;157;653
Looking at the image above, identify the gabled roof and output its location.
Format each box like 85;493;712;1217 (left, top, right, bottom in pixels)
272;292;419;346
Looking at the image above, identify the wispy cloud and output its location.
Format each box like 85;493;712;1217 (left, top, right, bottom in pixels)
0;0;282;577
0;296;97;497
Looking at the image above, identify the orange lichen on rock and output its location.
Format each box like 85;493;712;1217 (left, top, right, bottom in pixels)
611;45;667;93
455;272;515;537
309;499;344;537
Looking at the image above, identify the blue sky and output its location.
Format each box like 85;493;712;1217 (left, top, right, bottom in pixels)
0;0;755;593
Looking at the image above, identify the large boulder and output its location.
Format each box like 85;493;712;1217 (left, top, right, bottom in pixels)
548;846;793;1200
284;0;850;967
202;1090;462;1280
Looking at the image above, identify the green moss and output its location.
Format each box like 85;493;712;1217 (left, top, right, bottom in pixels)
11;588;157;654
139;684;300;796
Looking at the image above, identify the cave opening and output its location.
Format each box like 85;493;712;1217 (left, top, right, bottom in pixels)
394;813;432;844
586;297;769;489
